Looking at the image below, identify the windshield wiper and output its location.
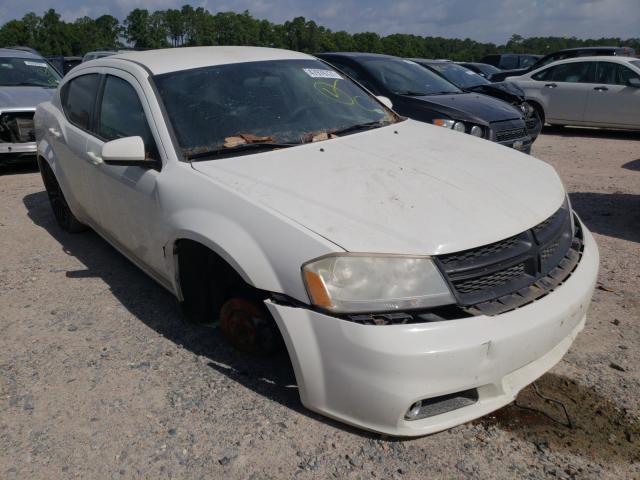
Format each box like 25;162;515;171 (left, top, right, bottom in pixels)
331;120;391;137
396;90;428;96
186;142;298;161
6;82;56;88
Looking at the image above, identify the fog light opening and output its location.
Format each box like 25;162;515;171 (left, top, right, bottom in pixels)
406;400;423;420
404;388;479;421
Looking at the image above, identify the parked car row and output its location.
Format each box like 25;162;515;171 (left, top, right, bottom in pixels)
33;46;599;437
317;53;535;152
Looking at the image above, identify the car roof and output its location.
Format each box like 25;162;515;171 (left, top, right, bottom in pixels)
529;55;640;73
543;55;638;65
554;46;630;53
0;48;44;59
101;46;313;75
407;58;452;64
316;52;398;61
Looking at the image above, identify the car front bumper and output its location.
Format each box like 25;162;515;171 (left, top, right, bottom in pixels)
0;141;37;156
266;220;598;436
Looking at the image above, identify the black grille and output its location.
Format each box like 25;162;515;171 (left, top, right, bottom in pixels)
436;206;581;316
496;127;527;142
0;112;35;143
455;263;525;294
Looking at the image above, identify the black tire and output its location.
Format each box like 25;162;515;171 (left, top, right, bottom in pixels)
38;158;87;233
530;102;546;127
177;243;284;355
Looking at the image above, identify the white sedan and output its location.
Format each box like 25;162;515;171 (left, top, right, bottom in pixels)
34;47;598;436
506;56;640;129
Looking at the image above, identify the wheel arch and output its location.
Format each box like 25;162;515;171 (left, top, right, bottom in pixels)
167;224;286;302
527;99;546;125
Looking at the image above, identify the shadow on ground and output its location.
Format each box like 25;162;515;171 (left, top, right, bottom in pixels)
477;373;640;465
542;125;640;140
22;190;378;438
0;160;39;175
569;192;640;243
622;159;640;171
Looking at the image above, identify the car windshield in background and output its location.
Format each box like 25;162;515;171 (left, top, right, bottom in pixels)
361;58;461;96
0;57;61;88
631;60;640;69
154;59;396;159
429;63;489;89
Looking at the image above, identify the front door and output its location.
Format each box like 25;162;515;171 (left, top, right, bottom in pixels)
86;71;168;279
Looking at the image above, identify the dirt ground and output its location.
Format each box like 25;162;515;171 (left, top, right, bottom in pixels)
1;127;639;479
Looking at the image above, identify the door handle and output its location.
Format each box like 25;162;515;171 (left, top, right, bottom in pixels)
86;151;103;165
48;127;62;138
544;83;557;88
593;86;609;92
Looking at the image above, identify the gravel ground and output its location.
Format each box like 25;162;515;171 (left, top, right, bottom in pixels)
1;127;639;479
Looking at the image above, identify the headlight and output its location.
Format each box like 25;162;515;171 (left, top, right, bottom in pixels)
470;125;483;137
519;102;533;117
433;118;455;128
453;121;466;133
302;254;455;313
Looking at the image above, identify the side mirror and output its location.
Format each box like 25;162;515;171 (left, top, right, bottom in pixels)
376;95;393;109
101;136;152;166
627;77;640;88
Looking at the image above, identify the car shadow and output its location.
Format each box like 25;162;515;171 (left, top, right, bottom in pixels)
541;125;640;140
22;190;380;438
569;191;640;243
622;159;640;171
476;372;639;465
0;160;39;175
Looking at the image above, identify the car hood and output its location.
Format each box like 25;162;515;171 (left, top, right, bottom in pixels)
465;82;525;103
407;92;522;124
0;86;55;110
192;120;565;255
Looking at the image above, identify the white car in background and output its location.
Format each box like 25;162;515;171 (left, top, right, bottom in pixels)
34;47;598;436
506;56;640;129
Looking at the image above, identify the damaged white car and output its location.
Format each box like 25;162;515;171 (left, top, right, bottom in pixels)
1;48;60;162
34;47;599;436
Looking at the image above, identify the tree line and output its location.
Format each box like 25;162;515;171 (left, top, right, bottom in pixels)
0;7;638;61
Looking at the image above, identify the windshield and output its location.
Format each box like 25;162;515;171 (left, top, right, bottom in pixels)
426;63;489;89
361;58;461;96
0;57;61;88
154;59;396;158
472;63;501;76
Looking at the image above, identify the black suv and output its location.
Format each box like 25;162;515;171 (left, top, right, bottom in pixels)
316;52;532;153
490;46;637;82
480;53;542;70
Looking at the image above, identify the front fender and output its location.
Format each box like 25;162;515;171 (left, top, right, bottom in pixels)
159;165;344;304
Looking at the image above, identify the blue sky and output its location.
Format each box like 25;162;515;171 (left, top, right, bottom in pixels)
1;0;638;44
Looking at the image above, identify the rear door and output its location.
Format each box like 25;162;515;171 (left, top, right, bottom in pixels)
584;61;640;127
530;61;596;123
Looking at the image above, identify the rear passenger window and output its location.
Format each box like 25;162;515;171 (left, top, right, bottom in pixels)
97;75;157;158
500;55;518;70
62;74;99;131
595;62;640;85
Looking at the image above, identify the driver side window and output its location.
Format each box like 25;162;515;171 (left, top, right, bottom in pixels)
97;75;158;159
